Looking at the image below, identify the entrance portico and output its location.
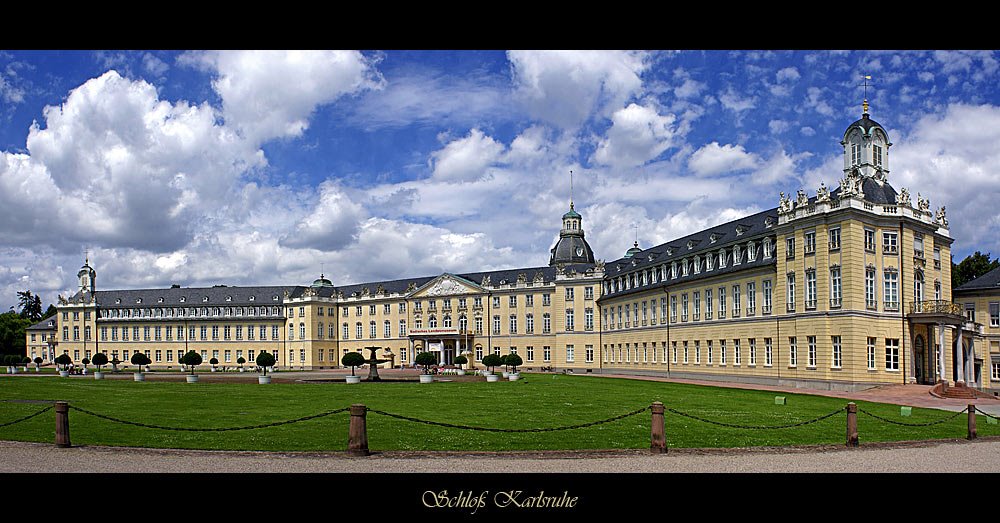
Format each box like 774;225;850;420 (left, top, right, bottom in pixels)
407;327;474;366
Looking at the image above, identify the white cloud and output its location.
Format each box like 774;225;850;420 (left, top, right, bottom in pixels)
508;50;648;129
776;67;800;83
918;71;935;82
142;53;168;78
688;142;758;177
280;181;366;251
805;86;835;117
592;103;678;168
189;50;384;145
674;78;705;99
429;128;506;182
719;87;756;114
769;119;791;134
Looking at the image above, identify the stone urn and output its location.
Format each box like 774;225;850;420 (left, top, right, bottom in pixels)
94;371;104;380
59;370;69;377
456;369;466;376
133;372;145;382
258;375;271;384
486;374;500;382
508;372;520;381
345;375;361;384
501;371;510;379
419;374;434;384
186;375;199;383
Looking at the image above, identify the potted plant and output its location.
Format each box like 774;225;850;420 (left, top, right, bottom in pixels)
81;357;90;375
21;356;31;372
499;354;511;378
130;352;151;381
482;354;502;382
33;357;43;372
414;352;437;383
506;353;523;381
209;357;219;372
55;354;72;377
3;355;15;374
342;352;366;384
179;351;202;383
453;355;468;376
237;356;246;372
91;352;108;380
256;352;275;384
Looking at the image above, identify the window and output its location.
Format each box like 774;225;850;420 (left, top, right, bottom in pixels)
672;341;678;364
884;270;899;311
542;294;551;306
566;345;575;363
543;346;551;362
765;338;772;367
399;302;406;313
399;320;406;337
705;289;713;320
873;144;883;167
525;313;534;334
867;338;876;370
830;267;842;308
356;323;363;339
526;346;534;362
272;326;279;340
475;317;483;334
586;345;594;363
885;339;899;370
935;281;942;300
805;269;816;309
683;341;688;364
732;284;741;317
965;303;976;323
585;308;593;331
509;315;518;334
807;336;817;368
934;247;941;269
492;315;501;335
832;336;842;369
746;282;756;315
789;337;797;367
475;346;483;362
510;295;517;307
288;324;294;340
524;295;533;307
681;293;689;322
718;287;726;319
865;267;877;309
343;323;350;339
786;273;796;312
829;227;841;251
883;232;898;254
641;301;648;324
707;340;713;364
992;362;1000;382
851;143;861;166
693;291;701;320
695;341;701;364
804;231;816;254
749;338;756;366
720;340;727;365
786;237;795;259
584;286;594;300
565;310;574;331
565;288;574;301
669;296;677;323
990;302;999;328
384;320;391;338
913;234;924;259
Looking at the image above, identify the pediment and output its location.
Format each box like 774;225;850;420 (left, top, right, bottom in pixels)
410;274;483;298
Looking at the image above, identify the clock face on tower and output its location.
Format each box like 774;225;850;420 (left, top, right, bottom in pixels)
576;247;584;257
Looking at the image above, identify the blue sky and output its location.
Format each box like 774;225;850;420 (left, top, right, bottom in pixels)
1;50;999;311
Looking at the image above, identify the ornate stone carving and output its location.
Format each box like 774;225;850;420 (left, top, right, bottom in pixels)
594;260;605;271
533;271;545;283
898;187;910;207
283;290;290;299
375;284;385;296
917;193;930;213
936;206;948;228
795;189;808;208
361;287;370;297
57;294;67;305
303;287;318;297
778;192;793;214
816;182;830;203
405;282;417;293
425;276;468;296
874;167;888;183
481;275;490;286
516;273;527;284
839;168;862;198
555;265;565;275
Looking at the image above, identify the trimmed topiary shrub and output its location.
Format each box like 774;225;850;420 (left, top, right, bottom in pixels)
256;351;276;376
91;353;109;372
179;351;202;375
506;353;523;373
55;353;72;370
33;357;43;370
482;353;502;373
453;355;468;367
414;352;437;374
130;352;151;368
342;352;366;376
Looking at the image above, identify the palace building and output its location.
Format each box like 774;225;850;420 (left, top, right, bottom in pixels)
27;103;993;392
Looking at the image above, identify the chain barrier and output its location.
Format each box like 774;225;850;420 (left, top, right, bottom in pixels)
0;405;53;428
666;407;844;430
974;407;1000;422
858;406;967;427
67;405;350;432
366;406;649;433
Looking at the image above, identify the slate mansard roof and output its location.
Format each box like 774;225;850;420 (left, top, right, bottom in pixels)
954;266;1000;293
27;317;57;331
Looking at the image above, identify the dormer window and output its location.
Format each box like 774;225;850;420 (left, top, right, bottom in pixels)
736;225;748;236
136;298;142;304
158;297;164;303
764;238;773;259
665;247;673;256
718;249;727;269
249;296;255;302
706;253;714;271
115;298;121;304
179;297;186;303
765;217;774;228
710;233;719;244
681;258;689;277
273;295;279;301
687;240;695;250
226;296;233;302
693;255;701;274
747;241;757;262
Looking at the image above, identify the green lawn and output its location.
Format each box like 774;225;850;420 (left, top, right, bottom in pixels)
0;374;993;451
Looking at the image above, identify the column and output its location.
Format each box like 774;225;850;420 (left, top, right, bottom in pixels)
968;338;976;388
908;327;917;384
956;326;965;383
408;339;414;367
439;340;446;365
937;323;946;383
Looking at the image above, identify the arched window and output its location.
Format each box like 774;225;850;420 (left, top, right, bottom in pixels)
443;315;452;328
429;316;438;328
317;322;324;339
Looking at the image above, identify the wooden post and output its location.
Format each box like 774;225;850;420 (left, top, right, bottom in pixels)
347;403;369;456
846;402;858;447
650;402;666;454
967;404;977;440
55;401;71;448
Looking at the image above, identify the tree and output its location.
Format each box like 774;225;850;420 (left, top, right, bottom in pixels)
953;251;1000;289
506;353;523;373
453;355;468;367
42;304;57;320
414;352;437;374
130;352;151;371
55;353;72;370
17;291;42;321
33;356;42;370
256;351;276;376
0;311;31;357
91;353;108;372
482;353;502;373
237;356;246;369
342;352;366;376
179;351;202;375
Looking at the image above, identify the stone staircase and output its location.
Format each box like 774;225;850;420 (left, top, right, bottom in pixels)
930;381;994;400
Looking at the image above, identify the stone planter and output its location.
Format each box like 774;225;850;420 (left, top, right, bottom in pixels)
502;371;510;378
486;374;500;382
457;369;466;376
508;372;520;381
133;372;145;382
345;375;361;384
419;374;434;384
186;375;199;383
239;367;245;373
94;371;104;380
258;375;271;384
211;367;217;372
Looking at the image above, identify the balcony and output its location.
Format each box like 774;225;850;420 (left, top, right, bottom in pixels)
907;300;965;326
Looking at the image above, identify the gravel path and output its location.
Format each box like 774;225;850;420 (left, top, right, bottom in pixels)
4;438;1000;473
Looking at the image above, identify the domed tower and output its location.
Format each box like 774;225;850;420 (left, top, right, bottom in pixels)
624;241;642;258
841;99;892;182
549;202;596;266
311;273;334;288
78;256;96;295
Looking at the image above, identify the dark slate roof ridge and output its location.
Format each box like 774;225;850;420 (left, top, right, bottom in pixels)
955;266;1000;291
27;317;57;330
